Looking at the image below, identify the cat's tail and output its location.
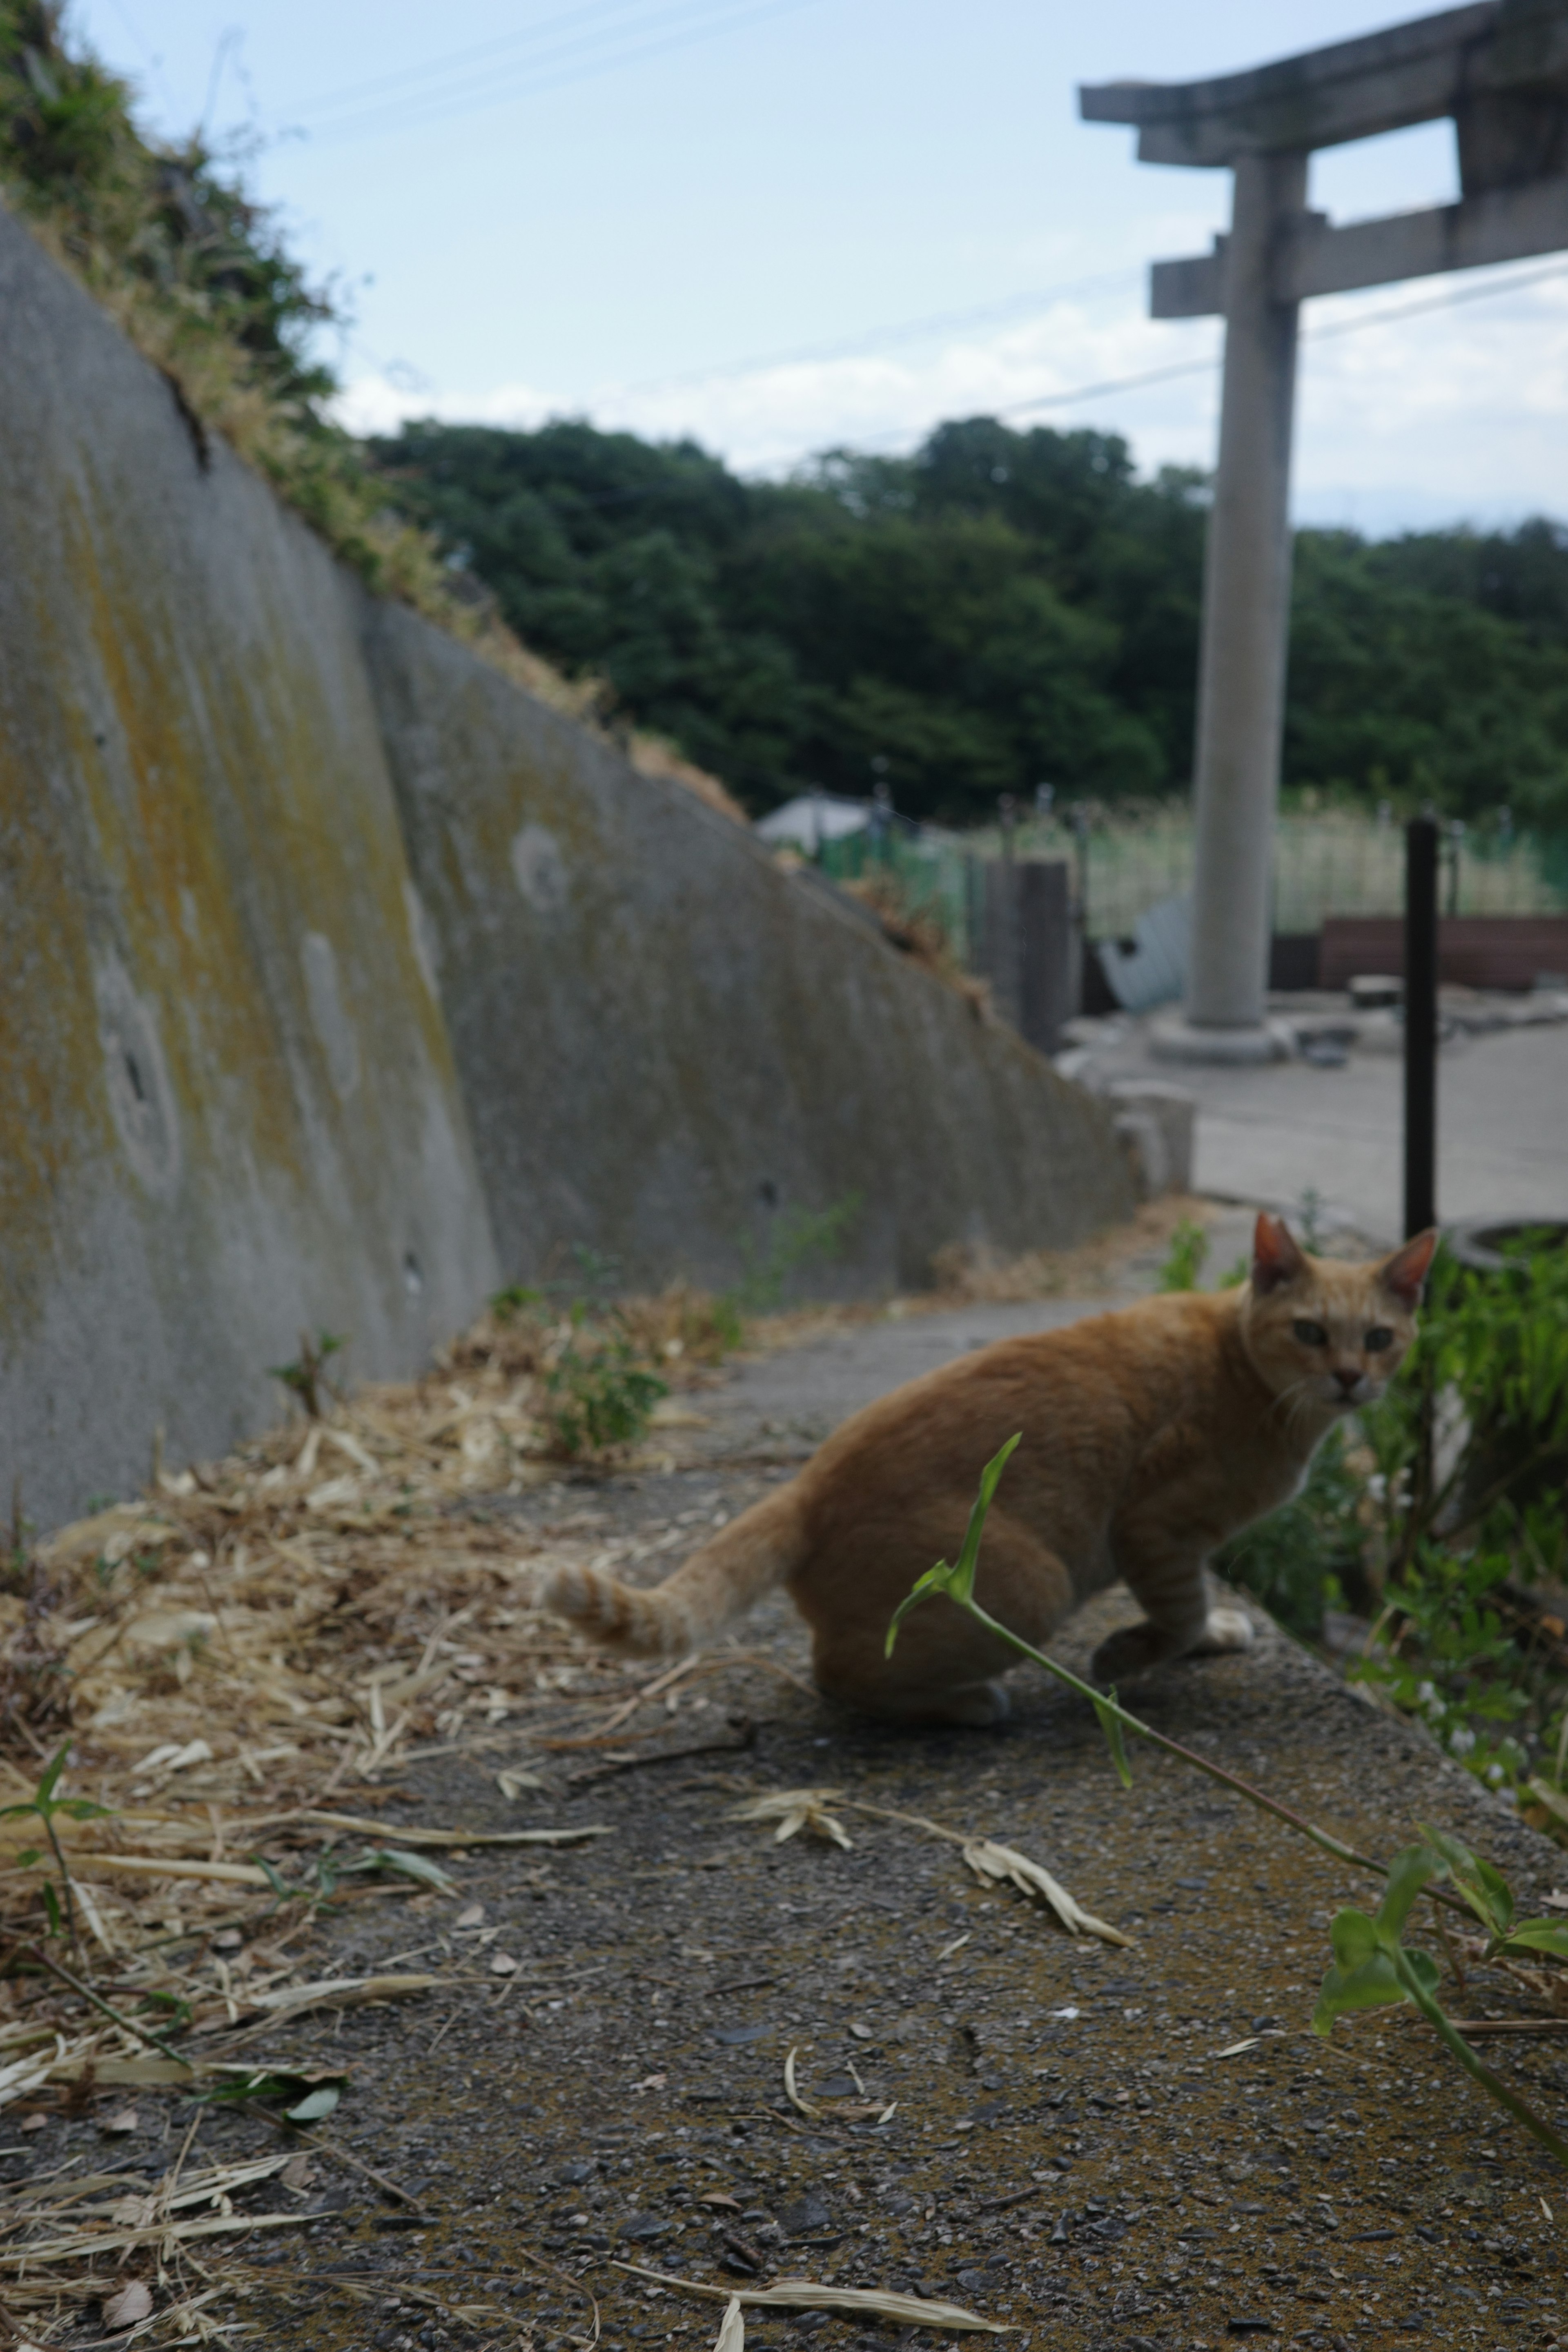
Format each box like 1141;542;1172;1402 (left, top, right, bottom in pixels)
540;1483;808;1658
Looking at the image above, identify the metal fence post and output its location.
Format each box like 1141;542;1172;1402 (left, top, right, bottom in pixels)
1404;816;1439;1238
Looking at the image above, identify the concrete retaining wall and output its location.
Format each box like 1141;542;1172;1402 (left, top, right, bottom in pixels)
0;200;1135;1527
363;601;1133;1297
0;207;499;1528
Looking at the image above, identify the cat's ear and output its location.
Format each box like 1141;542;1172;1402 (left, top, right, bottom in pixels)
1251;1212;1307;1294
1379;1227;1439;1308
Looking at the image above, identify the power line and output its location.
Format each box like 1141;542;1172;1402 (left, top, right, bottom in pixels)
283;0;658;121
288;0;830;147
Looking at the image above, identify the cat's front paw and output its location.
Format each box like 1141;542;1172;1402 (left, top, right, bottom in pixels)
1189;1606;1256;1657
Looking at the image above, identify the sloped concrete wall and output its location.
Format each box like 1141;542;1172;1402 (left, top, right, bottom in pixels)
0;206;499;1528
0;200;1134;1527
361;601;1134;1296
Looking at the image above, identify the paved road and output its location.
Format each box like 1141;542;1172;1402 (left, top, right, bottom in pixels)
1071;1011;1568;1245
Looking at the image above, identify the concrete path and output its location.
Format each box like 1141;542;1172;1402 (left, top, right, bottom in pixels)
241;1281;1568;2352
1065;1009;1568;1246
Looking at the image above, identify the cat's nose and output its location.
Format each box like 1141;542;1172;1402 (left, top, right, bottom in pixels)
1333;1367;1361;1394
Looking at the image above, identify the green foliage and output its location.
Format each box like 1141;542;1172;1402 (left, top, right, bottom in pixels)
885;1430;1022;1657
197;2065;350;2120
1217;1426;1368;1639
369;414;1568;833
543;1326;668;1460
268;1330;346;1420
730;1194;863;1315
0;1740;112;1954
1156;1217;1209;1293
1311;1829;1568;2166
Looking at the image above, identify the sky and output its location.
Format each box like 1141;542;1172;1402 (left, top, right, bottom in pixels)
73;0;1568;536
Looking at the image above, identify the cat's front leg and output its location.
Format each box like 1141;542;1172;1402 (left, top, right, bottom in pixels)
1183;1601;1256;1657
1091;1537;1254;1684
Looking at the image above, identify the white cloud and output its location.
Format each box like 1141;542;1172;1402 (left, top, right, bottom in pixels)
337;261;1568;528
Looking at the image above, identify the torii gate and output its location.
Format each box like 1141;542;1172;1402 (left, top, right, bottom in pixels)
1081;0;1568;1060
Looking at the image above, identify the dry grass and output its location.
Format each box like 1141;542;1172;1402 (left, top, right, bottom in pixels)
837;872;994;1020
926;1194;1221;1304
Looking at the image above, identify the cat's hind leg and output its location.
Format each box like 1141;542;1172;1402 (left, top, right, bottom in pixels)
797;1507;1071;1728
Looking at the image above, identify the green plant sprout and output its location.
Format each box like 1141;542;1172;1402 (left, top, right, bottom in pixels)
888;1434;1568;2169
0;1741;111;1957
268;1329;346;1419
544;1329;668;1459
731;1194;863;1316
249;1845;455;1908
1156;1218;1209;1292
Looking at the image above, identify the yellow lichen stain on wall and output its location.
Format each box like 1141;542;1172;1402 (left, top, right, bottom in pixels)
27;461;461;1249
0;723;105;1335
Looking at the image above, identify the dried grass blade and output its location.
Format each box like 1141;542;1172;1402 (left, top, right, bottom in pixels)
714;2294;745;2352
194;1972;437;2030
728;1788;852;1849
2;2209;312;2263
962;1840;1130;1947
296;1813;610;1848
782;2046;818;2119
610;2264;1005;2332
80;1854;272;1886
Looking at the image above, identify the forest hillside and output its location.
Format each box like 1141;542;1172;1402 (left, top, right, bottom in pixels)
369;415;1568;832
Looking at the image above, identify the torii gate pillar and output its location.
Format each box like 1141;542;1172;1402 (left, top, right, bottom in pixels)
1186;150;1307;1052
1082;0;1568;1060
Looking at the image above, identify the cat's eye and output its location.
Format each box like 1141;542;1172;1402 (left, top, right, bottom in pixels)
1291;1319;1328;1346
1363;1326;1395;1352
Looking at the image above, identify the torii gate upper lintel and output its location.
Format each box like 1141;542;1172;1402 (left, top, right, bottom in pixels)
1079;0;1568;1060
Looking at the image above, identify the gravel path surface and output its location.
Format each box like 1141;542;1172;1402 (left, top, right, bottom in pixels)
125;1281;1568;2352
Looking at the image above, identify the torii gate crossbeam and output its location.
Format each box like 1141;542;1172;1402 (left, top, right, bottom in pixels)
1081;0;1568;1060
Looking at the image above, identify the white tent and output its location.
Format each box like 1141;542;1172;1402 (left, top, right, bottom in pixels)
755;791;871;851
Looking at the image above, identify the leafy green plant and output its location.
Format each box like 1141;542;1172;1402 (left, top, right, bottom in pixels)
268;1329;346;1419
1314;1827;1568;2164
888;1436;1568;2170
490;1283;544;1323
543;1324;668;1460
1216;1425;1368;1637
0;1741;111;1954
1341;1234;1568;1787
731;1194;862;1316
248;1843;455;1913
1156;1217;1209;1292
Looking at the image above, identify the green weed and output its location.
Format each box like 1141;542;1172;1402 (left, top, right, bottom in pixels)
732;1194;863;1316
1156;1217;1209;1292
268;1329;346;1419
543;1319;668;1460
1216;1425;1368;1637
0;1741;112;1956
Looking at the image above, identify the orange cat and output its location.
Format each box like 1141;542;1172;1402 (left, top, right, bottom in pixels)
544;1215;1436;1723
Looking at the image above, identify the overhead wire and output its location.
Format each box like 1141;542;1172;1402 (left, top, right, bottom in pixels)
285;0;831;147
